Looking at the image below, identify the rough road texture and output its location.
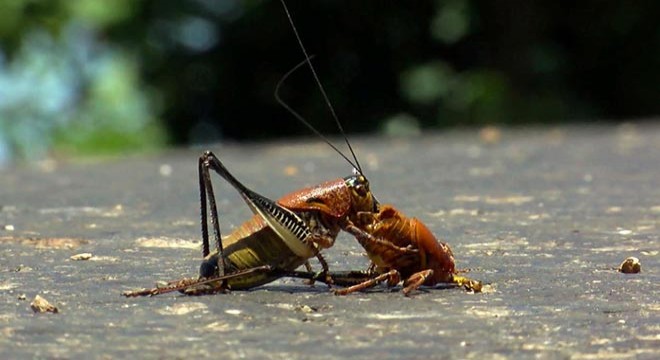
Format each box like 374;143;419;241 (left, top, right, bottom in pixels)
1;125;658;359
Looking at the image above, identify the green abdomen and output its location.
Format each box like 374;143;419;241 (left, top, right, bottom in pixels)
222;219;309;290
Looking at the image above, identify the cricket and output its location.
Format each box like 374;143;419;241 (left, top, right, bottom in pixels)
122;0;481;297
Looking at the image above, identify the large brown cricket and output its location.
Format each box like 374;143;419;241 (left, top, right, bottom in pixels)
337;204;482;295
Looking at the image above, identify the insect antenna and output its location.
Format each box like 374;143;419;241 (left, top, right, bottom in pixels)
279;0;363;175
275;58;359;172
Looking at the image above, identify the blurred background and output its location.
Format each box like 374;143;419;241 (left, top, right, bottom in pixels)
1;0;658;167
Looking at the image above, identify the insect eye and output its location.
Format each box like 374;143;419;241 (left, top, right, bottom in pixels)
354;184;368;197
344;175;370;198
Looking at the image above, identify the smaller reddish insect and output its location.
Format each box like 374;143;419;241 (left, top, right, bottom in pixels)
333;204;482;296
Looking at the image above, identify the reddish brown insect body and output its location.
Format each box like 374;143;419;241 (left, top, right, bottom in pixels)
361;205;456;282
337;204;481;295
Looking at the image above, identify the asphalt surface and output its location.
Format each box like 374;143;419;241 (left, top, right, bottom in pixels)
1;124;659;359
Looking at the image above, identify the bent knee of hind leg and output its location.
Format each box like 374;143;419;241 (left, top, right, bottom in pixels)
199;254;221;278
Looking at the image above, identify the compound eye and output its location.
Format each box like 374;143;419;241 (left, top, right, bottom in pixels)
354;184;368;197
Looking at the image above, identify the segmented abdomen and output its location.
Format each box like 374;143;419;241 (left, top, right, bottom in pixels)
220;215;309;289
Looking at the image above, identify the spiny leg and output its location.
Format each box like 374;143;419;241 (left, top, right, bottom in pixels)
301;260;317;286
122;266;273;297
303;261;314;273
298;252;333;287
314;251;333;286
281;269;372;287
305;232;334;285
182;266;272;296
198;156;210;257
402;269;434;296
199;152;228;276
333;270;401;295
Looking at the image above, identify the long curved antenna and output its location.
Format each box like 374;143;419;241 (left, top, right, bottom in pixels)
279;0;363;174
275;57;359;171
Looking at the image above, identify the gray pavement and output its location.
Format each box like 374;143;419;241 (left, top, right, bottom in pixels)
1;124;659;359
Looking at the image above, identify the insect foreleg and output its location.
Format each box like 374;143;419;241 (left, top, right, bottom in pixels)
333;270;401;295
344;223;420;255
401;269;434;296
311;245;333;286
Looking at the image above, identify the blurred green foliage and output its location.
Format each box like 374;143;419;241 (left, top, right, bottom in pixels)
1;1;659;165
0;0;164;165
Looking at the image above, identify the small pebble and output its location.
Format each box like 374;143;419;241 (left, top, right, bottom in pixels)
31;295;58;313
70;253;93;261
298;305;317;313
14;264;32;272
618;257;641;274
